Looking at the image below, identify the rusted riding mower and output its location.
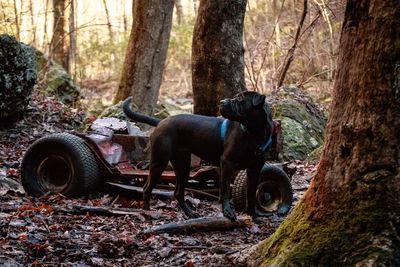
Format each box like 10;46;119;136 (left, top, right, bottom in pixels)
21;118;293;216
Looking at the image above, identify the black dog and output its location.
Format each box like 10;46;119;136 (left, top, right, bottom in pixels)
122;91;273;221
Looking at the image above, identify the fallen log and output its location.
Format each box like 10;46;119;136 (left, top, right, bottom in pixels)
143;216;252;235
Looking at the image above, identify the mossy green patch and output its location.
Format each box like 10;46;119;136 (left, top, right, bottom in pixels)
269;87;326;161
254;176;400;266
35;50;81;105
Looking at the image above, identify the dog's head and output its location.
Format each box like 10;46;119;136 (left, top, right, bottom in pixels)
219;91;268;124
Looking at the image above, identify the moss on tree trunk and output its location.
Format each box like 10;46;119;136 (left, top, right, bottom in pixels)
250;0;400;265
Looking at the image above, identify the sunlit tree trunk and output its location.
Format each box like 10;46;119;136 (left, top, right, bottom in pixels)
50;0;66;66
113;0;174;116
42;0;50;51
102;0;113;40
13;0;19;40
28;0;36;45
249;0;400;265
174;0;184;24
192;0;247;116
67;0;76;76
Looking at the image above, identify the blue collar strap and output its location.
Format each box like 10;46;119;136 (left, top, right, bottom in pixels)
220;119;228;140
220;119;272;153
259;135;272;153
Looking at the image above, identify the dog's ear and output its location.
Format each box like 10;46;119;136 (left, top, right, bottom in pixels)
252;94;266;107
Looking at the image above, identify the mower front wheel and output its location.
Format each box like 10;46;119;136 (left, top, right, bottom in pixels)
21;133;100;197
232;164;293;216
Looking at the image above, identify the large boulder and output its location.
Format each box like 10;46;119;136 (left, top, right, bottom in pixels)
0;34;37;127
268;86;327;161
35;50;81;105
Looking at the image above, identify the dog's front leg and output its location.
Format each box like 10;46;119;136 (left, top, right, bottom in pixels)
246;157;265;221
220;158;237;221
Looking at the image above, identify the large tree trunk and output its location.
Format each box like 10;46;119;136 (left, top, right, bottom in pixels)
250;0;400;266
113;0;174;116
191;0;247;116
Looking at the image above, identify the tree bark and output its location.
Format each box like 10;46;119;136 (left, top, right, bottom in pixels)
13;0;20;40
28;0;36;45
50;0;66;67
67;0;76;76
250;0;400;266
191;0;247;116
113;0;174;116
102;0;113;40
174;0;184;24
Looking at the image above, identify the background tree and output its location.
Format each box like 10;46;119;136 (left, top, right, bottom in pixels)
113;0;174;116
191;0;247;116
50;0;66;67
49;0;76;74
249;0;400;265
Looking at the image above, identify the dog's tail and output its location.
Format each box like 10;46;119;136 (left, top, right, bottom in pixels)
122;96;161;127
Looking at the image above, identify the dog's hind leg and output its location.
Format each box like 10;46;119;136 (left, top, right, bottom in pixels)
143;141;170;210
171;152;198;218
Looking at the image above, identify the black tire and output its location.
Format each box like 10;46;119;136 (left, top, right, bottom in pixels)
21;133;99;197
232;164;293;215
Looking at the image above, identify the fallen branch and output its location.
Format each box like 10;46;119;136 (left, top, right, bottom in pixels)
143;216;252;235
55;205;167;220
276;0;308;88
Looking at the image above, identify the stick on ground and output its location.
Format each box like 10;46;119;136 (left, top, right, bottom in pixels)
143;216;252;235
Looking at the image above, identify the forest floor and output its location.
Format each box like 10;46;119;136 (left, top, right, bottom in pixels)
0;94;316;266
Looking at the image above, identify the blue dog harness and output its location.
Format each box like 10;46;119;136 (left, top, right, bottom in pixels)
220;119;272;153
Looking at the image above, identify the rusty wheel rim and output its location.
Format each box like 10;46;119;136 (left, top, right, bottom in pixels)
36;155;73;193
256;180;284;213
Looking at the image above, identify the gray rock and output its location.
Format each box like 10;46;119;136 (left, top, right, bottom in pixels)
269;86;327;161
35;50;81;105
0;34;37;126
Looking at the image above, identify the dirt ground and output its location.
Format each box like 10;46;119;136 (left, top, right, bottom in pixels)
0;94;316;266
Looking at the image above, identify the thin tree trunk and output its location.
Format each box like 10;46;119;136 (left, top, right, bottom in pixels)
276;0;308;88
50;0;66;66
250;0;400;265
273;0;281;47
315;0;335;81
42;0;50;51
123;0;128;32
28;0;36;45
68;0;76;76
102;0;113;40
13;0;20;40
174;0;184;24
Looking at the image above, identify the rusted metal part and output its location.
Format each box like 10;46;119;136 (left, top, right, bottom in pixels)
105;182;174;199
116;165;218;182
266;120;283;160
74;133;118;176
75;117;283;190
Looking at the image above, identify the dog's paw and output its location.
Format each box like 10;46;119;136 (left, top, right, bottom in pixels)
143;202;150;210
186;211;200;219
223;207;237;221
181;203;199;218
252;216;265;225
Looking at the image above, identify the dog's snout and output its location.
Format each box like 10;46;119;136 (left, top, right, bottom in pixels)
220;99;229;107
